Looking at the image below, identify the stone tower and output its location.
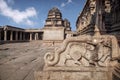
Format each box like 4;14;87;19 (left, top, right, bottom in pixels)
45;7;63;27
43;7;71;41
63;18;71;31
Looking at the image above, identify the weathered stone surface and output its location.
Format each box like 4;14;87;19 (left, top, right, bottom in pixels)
76;0;120;44
0;41;61;80
35;67;112;80
35;34;119;80
43;27;65;41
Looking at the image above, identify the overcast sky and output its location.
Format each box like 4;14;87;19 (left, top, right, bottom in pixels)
0;0;86;31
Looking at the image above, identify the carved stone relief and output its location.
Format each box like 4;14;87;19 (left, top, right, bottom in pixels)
89;0;96;15
44;35;119;69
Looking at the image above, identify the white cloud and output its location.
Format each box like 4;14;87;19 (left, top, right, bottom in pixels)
67;0;72;3
61;0;72;7
61;3;65;7
0;0;37;26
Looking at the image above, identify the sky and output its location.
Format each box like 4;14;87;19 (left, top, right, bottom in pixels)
0;0;86;31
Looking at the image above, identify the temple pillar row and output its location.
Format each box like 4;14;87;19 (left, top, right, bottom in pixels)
12;31;27;41
2;30;42;41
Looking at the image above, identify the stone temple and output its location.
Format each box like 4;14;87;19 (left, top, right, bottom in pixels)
0;0;120;80
0;7;72;43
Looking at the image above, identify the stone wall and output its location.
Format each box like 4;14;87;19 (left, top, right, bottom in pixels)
76;0;120;44
43;27;65;41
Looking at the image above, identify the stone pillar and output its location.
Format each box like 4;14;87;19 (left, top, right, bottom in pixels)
4;30;7;41
0;31;1;40
10;31;13;41
35;33;38;40
23;33;25;40
30;33;32;41
94;0;100;36
35;33;36;40
16;31;18;40
37;33;39;40
20;32;22;40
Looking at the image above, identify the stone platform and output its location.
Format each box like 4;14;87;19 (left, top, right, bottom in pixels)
35;67;112;80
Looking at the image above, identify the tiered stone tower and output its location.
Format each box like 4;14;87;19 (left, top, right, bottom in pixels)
45;7;71;30
45;7;63;27
63;18;71;31
43;7;71;41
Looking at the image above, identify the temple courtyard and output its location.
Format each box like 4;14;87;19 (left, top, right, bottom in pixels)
0;41;60;80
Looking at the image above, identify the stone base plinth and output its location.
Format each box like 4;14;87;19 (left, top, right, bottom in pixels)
43;27;65;41
34;67;112;80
